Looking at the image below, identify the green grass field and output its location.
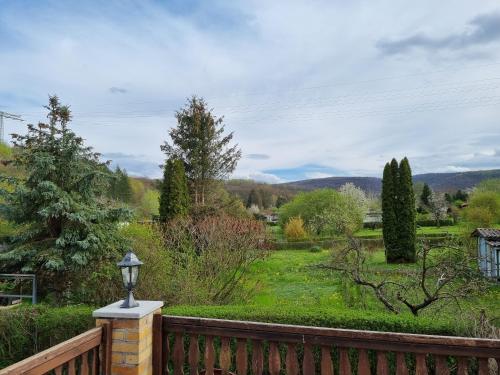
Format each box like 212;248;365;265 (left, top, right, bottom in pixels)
243;248;500;322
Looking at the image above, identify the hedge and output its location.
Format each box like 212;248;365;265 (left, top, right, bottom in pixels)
416;219;455;227
0;304;95;368
165;305;466;337
271;235;453;250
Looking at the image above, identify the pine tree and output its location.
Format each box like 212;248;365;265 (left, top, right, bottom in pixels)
159;158;190;221
161;96;241;206
397;157;416;262
0;96;131;296
421;183;431;206
382;162;398;261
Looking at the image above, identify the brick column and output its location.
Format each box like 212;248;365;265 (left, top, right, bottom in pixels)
93;300;164;375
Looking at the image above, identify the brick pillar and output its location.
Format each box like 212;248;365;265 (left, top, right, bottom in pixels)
93;300;164;375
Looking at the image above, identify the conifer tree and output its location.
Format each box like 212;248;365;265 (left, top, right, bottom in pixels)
246;189;263;209
109;166;133;203
397;157;416;262
382;157;416;263
421;183;431;206
382;162;398;260
161;96;241;206
159;158;190;221
0;96;131;295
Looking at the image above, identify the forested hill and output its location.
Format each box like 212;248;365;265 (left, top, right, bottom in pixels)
275;169;500;194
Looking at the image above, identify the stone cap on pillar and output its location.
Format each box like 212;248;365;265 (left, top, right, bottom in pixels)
92;300;164;319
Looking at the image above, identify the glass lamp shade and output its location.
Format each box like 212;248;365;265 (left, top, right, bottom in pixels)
117;251;143;308
120;265;139;288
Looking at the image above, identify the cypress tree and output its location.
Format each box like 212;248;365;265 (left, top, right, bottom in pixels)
159;158;190;221
382;162;398;262
246;189;263;209
397;157;416;262
421;183;431;206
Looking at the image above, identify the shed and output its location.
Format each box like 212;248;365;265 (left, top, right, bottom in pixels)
471;228;500;279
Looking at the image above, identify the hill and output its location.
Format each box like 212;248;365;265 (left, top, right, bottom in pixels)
275;169;500;195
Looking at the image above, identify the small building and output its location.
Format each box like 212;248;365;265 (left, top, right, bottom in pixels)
472;228;500;279
363;211;382;229
264;212;279;224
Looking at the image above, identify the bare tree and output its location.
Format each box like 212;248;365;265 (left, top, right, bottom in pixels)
322;238;486;316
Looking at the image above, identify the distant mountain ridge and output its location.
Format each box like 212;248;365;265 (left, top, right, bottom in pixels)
276;169;500;194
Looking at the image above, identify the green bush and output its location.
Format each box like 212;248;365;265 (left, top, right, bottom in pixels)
309;245;322;253
0;304;94;368
416;219;454;227
165;305;464;336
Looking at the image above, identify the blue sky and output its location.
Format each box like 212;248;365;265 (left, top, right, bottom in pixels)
1;0;500;182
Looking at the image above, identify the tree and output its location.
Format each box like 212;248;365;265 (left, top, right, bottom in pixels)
0;96;131;297
246;189;263;209
420;183;431;206
159;158;190;221
279;189;364;236
397;157;416;262
427;191;448;227
324;238;486;316
161;96;241;206
109;166;133;203
382;158;416;263
382;162;398;260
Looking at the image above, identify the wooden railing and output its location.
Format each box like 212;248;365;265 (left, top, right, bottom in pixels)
155;315;500;375
0;322;111;375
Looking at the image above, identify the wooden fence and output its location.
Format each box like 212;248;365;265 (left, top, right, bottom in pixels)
155;315;500;375
0;322;111;375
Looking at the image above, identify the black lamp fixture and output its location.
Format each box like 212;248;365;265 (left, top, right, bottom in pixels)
117;250;143;308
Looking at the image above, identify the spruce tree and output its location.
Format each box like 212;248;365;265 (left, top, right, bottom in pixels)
421;183;431;206
397;157;416;262
159;158;190;221
382;162;398;261
161;96;241;206
0;96;131;296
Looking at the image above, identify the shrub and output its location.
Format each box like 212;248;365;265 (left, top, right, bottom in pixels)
165;305;464;336
464;207;494;228
416;219;454;227
160;215;268;305
0;304;94;368
284;217;308;241
309;245;322;253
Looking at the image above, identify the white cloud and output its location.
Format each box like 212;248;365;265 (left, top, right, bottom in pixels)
1;0;499;179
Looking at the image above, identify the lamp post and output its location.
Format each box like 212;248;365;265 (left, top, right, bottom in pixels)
117;250;143;308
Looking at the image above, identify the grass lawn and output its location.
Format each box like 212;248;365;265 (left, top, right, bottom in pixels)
244;248;500;323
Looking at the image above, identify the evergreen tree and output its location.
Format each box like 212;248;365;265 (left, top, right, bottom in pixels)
161;96;241;206
397;157;416;262
159;158;190;221
0;96;131;296
276;195;287;208
382;162;398;260
109;166;133;203
246;189;263;209
420;183;431;206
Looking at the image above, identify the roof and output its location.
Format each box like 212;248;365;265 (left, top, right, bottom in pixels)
486;241;500;247
471;228;500;239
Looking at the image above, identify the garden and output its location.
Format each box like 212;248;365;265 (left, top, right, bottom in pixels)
1;96;500;369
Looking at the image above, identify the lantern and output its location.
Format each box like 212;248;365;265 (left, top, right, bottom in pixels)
117;251;143;308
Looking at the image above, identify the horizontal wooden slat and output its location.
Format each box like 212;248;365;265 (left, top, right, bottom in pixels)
0;327;102;375
163;316;500;358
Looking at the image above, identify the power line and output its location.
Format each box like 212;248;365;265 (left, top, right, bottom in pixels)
0;111;23;143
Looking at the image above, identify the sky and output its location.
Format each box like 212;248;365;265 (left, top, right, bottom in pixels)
1;0;500;182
